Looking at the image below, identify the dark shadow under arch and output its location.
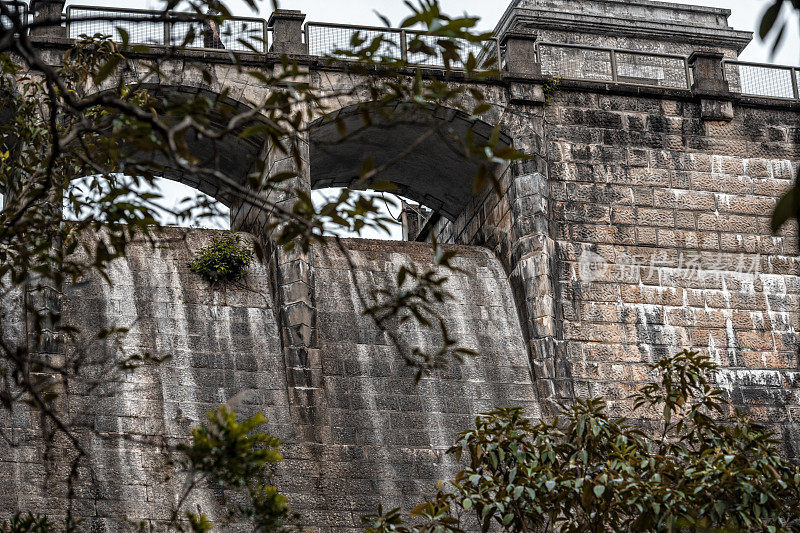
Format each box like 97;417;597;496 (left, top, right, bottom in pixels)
308;102;511;221
128;85;268;209
0;84;268;214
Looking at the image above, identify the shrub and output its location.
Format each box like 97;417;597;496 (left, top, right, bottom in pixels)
178;408;296;531
188;234;254;284
542;76;561;101
365;350;800;532
1;512;53;533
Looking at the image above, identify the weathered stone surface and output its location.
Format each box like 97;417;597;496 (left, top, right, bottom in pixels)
0;230;539;531
6;0;800;529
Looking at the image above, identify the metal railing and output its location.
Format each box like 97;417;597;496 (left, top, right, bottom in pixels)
24;4;800;100
0;1;28;31
723;61;800;99
65;6;269;53
305;21;502;71
537;42;691;90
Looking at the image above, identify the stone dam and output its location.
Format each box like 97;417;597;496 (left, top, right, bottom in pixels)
3;0;800;530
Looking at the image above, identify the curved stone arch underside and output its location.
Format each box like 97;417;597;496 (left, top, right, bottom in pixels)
308;102;512;221
116;85;268;209
1;82;269;209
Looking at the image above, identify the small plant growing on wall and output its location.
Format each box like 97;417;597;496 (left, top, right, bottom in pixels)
189;234;254;285
542;76;561;101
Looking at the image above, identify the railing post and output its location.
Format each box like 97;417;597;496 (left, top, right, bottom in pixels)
267;9;307;55
688;49;733;120
495;37;503;70
688;49;730;95
610;49;618;82
502;30;546;105
499;30;540;76
684;58;692;89
163;14;171;46
29;0;66;38
791;67;799;100
400;30;408;63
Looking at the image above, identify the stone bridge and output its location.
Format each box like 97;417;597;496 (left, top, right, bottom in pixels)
3;0;800;530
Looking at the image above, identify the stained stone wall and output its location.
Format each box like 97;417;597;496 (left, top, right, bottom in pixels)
542;89;800;454
0;229;289;527
7;0;800;527
301;238;540;530
0;228;539;531
431;81;800;456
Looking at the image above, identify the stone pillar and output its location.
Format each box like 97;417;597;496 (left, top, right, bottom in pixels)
29;0;66;39
268;10;307;55
401;201;430;241
272;136;325;443
500;30;541;76
508;167;561;412
689;50;734;121
24;188;64;365
232;133;325;443
1;183;65;405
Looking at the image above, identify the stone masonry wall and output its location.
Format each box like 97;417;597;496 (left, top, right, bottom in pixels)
305;238;540;530
0;229;289;527
10;0;800;523
544;88;800;456
0;228;540;531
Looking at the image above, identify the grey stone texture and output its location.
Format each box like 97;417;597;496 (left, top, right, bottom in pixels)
6;0;800;529
1;229;288;528
0;230;539;530
542;91;800;448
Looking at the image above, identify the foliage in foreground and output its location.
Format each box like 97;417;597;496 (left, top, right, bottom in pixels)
1;512;54;533
364;350;800;533
177;408;294;531
127;407;294;532
0;0;523;527
188;234;255;284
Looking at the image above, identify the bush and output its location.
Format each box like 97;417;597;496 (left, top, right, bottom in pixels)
365;350;800;533
1;513;53;533
188;234;254;284
177;407;296;531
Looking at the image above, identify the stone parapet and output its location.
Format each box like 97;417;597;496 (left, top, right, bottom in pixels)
29;0;66;39
495;0;752;57
268;9;308;56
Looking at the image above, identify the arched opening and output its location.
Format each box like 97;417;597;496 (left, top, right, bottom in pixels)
1;85;268;231
141;86;267;210
308;102;511;240
112;85;267;228
65;175;231;229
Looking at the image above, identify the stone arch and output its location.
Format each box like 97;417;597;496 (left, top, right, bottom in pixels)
308;101;512;221
95;84;268;211
0;79;271;227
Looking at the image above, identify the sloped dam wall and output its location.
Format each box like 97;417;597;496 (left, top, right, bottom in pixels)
0;228;539;531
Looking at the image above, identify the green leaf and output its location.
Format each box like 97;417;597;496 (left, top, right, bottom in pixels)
593;485;605;498
760;1;782;39
771;185;799;233
714;501;726;516
93;55;122;84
